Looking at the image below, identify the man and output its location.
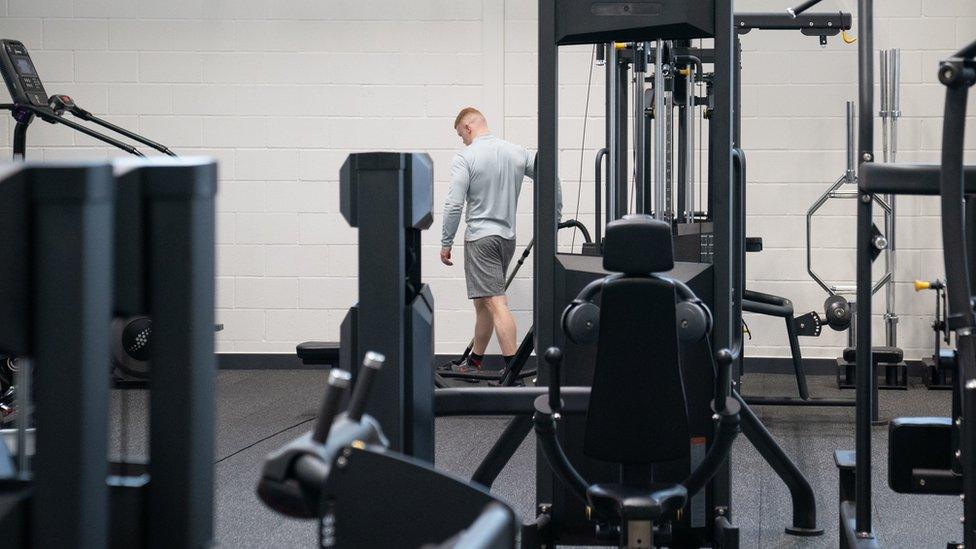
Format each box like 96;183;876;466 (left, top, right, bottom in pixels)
441;107;560;373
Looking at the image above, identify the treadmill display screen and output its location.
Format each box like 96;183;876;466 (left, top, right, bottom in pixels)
14;57;35;76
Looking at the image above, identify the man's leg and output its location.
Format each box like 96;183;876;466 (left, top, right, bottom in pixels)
471;298;494;356
483;295;517;357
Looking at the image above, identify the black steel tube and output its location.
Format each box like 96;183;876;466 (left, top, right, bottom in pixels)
937;67;975;547
737;11;851;30
939;83;975;342
500;325;535;387
744;396;854;407
676;55;704;79
471;415;533;488
855;187;875;536
953;38;976;59
713;345;735;409
734;39;742;147
732;148;746;354
788;0;824;17
546;348;562;414
683;403;740;497
605;44;615;226
677;102;688;221
18;104;146;156
734;390;821;533
742;299;791;317
558;219;592;244
72;109;176;156
534;413;589;506
854;0;875;535
347;352;384;422
642;103;653;214
13;119;28;159
615;56;629;218
962;336;976;548
311;369;352;444
535;0;558;373
594;148;608;244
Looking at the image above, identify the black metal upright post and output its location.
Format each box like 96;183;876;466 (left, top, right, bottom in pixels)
12;118;30;160
615;55;629;218
711;1;736;379
936;43;976;547
709;0;737;522
536;0;558;373
29;164;115;548
340;153;435;462
854;0;875;537
144;160;218;549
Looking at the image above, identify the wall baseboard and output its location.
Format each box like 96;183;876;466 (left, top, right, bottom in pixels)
217;353;925;377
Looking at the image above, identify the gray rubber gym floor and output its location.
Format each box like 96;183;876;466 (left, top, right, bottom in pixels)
109;371;961;548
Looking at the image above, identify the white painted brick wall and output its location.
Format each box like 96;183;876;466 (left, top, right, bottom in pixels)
1;0;973;356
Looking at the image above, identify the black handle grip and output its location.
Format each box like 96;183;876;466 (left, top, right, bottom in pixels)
347;351;385;422
311;369;352;444
714;348;734;412
545;347;563;413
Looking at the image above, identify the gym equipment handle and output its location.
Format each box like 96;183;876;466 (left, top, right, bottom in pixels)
311;369;352;444
60;95;177;156
714;346;735;413
914;279;944;292
544;347;563;414
787;0;823;17
0;102;145;156
347;351;384;422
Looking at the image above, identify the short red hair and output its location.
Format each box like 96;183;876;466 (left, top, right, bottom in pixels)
453;107;485;129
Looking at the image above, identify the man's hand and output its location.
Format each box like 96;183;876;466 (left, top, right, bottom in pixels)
440;247;454;266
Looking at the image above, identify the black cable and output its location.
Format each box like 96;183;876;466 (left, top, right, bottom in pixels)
572;45;596;252
214;416;316;464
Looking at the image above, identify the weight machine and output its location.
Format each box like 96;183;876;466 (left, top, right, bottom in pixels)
836;33;976;548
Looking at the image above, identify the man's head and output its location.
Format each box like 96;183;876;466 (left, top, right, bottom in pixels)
454;107;489;146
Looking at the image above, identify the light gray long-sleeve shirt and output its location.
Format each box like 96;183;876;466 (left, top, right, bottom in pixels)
441;134;561;248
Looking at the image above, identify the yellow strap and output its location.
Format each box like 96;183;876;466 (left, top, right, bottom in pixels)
842;30;857;44
914;280;931;292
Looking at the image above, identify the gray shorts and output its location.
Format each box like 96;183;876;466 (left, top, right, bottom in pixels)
463;236;516;299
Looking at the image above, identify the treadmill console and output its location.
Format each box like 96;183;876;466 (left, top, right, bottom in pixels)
0;39;49;109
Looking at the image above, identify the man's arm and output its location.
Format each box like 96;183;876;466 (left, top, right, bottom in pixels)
441;153;469;249
525;149;562;222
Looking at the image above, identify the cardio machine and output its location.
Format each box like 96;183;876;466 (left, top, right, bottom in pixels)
0;38;220;400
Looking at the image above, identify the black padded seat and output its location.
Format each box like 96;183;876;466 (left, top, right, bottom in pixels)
587;483;687;520
296;341;340;365
842;346;903;364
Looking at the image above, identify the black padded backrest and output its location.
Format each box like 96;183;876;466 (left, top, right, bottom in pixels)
583;275;691;464
603;215;674;274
